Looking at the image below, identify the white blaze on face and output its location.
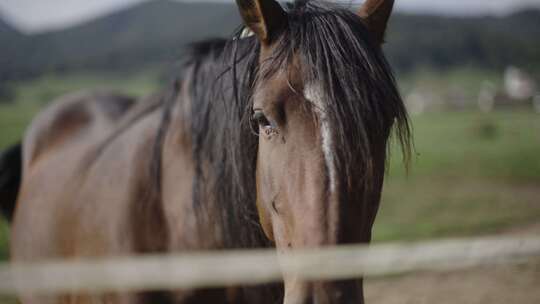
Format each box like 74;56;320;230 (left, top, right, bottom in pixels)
304;85;336;193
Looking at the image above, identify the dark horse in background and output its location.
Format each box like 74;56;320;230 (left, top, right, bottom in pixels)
0;0;410;303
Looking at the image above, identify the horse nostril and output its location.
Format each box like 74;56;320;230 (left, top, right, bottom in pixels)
312;283;358;304
302;296;314;304
272;200;279;213
333;290;344;301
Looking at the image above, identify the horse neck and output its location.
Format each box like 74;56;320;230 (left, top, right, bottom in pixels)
156;80;224;251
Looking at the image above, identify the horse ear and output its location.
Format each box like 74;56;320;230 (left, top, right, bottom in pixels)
235;0;287;45
358;0;395;44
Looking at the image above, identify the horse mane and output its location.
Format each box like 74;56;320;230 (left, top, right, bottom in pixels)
154;0;410;249
182;35;265;248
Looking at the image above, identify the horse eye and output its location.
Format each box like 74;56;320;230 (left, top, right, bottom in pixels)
252;111;272;129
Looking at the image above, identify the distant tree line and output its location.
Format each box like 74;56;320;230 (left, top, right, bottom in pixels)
0;1;539;94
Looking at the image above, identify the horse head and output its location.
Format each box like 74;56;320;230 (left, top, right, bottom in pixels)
235;0;409;303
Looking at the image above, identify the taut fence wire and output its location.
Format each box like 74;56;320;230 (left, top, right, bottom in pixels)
0;236;539;295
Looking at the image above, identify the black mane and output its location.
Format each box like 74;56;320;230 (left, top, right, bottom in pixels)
158;0;410;249
182;34;264;248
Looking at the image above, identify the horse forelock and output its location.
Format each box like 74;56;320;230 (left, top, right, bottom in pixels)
263;0;411;199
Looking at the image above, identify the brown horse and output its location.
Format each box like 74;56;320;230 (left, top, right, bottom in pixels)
0;0;410;303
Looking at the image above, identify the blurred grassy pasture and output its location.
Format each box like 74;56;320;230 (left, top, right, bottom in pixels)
376;111;540;241
0;71;539;263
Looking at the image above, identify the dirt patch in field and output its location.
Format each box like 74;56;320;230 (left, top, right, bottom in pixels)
365;223;540;304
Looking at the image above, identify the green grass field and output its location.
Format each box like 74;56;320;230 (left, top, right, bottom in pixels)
375;111;540;241
1;73;539;261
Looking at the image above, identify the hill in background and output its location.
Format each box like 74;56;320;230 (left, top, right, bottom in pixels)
0;1;240;82
0;15;21;40
386;9;540;72
1;0;539;84
0;13;24;75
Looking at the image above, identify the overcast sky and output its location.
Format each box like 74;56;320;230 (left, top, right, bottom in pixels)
1;0;540;33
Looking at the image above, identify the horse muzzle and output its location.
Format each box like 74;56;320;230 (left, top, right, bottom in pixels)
284;280;364;304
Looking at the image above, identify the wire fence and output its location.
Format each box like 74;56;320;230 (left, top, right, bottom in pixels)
1;236;539;296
